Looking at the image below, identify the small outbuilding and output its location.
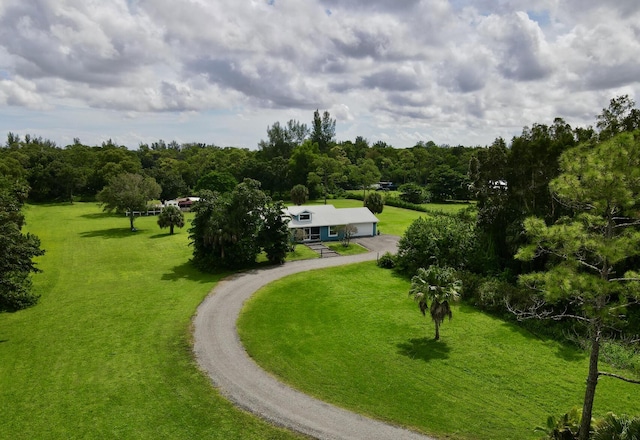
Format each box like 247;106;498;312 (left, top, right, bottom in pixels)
285;204;379;242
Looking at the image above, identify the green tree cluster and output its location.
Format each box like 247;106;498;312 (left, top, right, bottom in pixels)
1;108;482;205
396;214;475;275
189;179;290;270
0;178;45;311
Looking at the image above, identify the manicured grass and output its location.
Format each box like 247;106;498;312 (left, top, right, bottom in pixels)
286;245;320;261
307;198;427;236
325;242;369;256
238;262;640;440
0;203;300;440
343;191;474;215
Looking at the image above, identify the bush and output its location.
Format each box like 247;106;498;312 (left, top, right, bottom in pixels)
290;184;309;205
0;273;40;311
385;196;429;212
593;412;640;440
398;183;429;204
535;407;582;440
600;341;640;375
364;192;384;214
377;252;396;269
476;279;514;311
456;270;484;302
536;409;640;440
395;215;476;275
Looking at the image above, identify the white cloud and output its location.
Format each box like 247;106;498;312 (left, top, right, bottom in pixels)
0;0;639;149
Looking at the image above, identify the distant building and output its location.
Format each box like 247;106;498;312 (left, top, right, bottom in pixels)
164;197;200;211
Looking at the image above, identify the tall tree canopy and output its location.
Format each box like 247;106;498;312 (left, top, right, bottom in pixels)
189;179;290;270
514;130;640;440
311;109;336;154
97;173;161;230
0;178;45;311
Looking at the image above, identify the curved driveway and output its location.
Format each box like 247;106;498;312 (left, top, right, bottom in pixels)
193;236;435;440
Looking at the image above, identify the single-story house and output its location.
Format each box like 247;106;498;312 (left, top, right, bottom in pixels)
285;204;379;242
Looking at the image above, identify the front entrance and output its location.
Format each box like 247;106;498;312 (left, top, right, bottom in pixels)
303;227;321;241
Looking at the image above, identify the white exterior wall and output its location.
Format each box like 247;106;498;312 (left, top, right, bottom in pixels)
351;222;375;237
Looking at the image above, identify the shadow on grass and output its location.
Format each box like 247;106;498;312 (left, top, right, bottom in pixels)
494;309;587;362
150;232;173;239
554;344;587;362
161;261;224;283
79;228;142;238
397;337;451;362
79;212;119;219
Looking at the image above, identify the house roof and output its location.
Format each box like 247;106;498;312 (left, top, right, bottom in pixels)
285;204;379;228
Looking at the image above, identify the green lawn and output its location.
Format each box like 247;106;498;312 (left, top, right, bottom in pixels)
238;262;640;440
0;203;300;440
306;198;430;236
325;242;369;256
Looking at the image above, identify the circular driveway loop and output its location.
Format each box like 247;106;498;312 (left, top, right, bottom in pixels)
193;235;435;440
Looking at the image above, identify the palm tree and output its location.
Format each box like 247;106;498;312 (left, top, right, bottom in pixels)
593;413;640;440
157;205;185;235
409;265;461;340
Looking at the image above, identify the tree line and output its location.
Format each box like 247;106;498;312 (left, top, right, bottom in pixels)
0;110;479;206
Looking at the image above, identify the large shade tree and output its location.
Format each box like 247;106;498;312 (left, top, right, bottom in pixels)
514;130;640;440
409;265;462;340
189;179;290;270
0;178;45;311
97;173;161;230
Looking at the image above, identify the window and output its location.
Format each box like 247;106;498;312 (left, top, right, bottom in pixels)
329;225;338;237
299;213;311;221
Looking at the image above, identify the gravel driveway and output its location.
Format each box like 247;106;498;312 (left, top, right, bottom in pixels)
193;235;436;440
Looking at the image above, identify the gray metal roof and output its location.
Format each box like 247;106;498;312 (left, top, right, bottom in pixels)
285;204;379;229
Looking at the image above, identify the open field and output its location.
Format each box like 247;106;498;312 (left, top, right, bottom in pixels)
238;262;640;440
0;203;299;440
343;191;475;215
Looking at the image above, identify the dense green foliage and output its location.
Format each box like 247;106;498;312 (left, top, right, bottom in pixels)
259;200;290;265
515;130;640;440
194;170;238;194
289;184;309;205
398;182;428;204
96;172;161;230
189;179;290;270
536;409;640;440
157;205;185;235
395;214;475;275
0;178;45;311
363;191;384;214
0;110;481;206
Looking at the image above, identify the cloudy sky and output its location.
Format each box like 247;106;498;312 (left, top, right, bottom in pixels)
1;0;639;150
